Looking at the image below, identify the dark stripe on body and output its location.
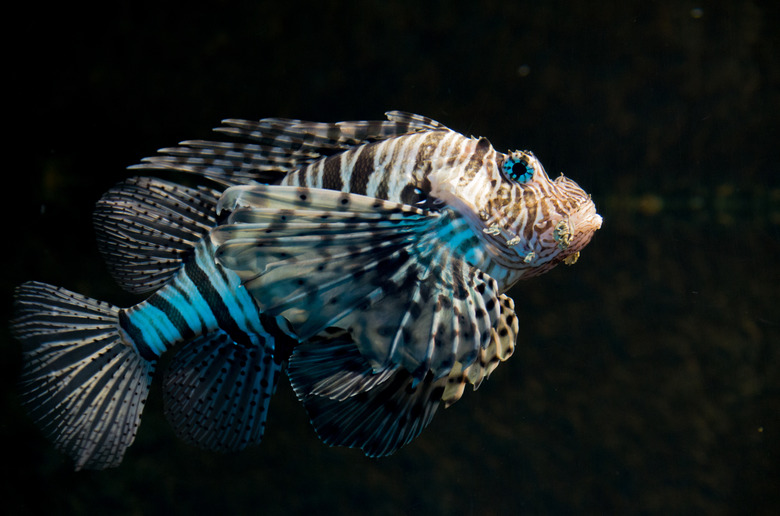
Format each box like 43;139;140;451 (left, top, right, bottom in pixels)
171;281;209;331
184;258;254;347
147;294;196;342
522;190;538;241
348;145;375;196
118;310;158;361
373;144;393;199
413;135;436;183
321;155;343;191
399;132;445;204
462;137;490;184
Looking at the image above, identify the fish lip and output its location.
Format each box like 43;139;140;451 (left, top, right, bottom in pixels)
566;192;602;231
564;204;602;255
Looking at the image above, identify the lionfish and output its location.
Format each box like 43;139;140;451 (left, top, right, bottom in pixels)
12;112;601;469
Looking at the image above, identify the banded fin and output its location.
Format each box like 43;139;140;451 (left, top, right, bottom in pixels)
93;177;220;294
335;249;501;383
287;335;443;457
467;294;519;384
286;328;396;401
383;110;450;131
130;142;316;187
216;111;450;155
442;294;520;407
162;331;281;451
11;281;154;470
213;185;504;382
130;111;451;187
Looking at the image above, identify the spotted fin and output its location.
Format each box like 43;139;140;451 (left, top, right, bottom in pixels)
442;294;520;407
162;331;281;451
212;185;504;381
93;177;220;294
467;294;520;383
12;282;154;470
131;111;450;187
287;333;443;457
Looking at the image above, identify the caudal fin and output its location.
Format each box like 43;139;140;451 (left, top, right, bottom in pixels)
11;281;154;470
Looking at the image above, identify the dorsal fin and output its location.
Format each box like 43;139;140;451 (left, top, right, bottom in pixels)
129;141;315;188
383;110;450;131
93;176;219;294
130;112;451;187
215;111;450;154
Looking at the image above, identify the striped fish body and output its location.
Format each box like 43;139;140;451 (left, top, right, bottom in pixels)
12;111;601;467
119;240;267;360
278;130;444;202
118;238;284;453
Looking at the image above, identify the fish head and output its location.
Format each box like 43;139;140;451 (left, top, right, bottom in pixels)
477;150;602;281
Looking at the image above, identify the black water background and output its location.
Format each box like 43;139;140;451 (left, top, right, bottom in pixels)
2;1;778;514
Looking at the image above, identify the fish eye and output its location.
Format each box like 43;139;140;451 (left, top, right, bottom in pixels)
502;154;534;184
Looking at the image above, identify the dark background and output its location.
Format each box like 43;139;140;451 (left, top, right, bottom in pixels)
2;1;778;514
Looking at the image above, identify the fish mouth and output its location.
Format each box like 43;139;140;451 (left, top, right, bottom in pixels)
572;201;603;236
477;198;602;267
558;200;602;263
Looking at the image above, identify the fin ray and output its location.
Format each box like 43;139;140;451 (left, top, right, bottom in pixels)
163;331;281;451
12;281;154;470
130;111;449;187
93;177;219;294
288;336;443;457
213;185;506;381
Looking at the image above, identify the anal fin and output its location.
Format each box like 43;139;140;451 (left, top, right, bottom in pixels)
162;331;281;452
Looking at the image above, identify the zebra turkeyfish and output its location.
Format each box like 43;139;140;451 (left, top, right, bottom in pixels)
11;111;601;470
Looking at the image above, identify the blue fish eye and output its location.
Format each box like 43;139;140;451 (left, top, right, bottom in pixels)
503;156;534;183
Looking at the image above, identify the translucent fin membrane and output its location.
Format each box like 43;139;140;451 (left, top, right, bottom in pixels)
12;282;154;470
214;185;503;383
163;331;281;451
94;176;220;294
288;334;443;457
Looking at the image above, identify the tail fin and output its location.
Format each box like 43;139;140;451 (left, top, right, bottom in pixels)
11;281;154;470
